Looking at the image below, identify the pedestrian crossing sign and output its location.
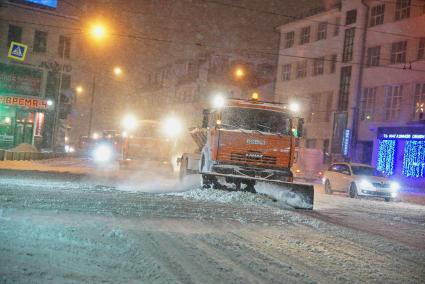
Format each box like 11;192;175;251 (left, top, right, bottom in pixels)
8;41;28;61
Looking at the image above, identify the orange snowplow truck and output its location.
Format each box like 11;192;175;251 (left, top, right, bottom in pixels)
119;120;173;171
179;97;314;209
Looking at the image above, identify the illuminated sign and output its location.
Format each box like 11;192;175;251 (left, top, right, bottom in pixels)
342;129;351;156
378;127;425;140
0;96;49;110
26;0;57;8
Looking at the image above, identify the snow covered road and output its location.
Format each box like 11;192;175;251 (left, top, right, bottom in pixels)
0;170;424;283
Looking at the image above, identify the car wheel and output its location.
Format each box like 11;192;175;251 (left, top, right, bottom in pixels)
324;180;333;195
349;183;358;198
384;197;392;202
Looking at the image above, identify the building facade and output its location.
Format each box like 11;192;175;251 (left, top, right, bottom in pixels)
0;0;81;151
140;52;276;152
275;0;425;186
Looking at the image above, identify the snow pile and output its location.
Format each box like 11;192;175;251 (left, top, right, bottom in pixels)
172;187;275;205
116;172;199;193
10;143;38;153
255;182;313;209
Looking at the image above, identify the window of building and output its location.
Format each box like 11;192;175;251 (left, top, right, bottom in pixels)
281;64;291;81
395;0;411;21
414;83;425;120
7;25;22;47
330;54;337;73
317;22;327;41
306;139;317;149
334;17;340;36
346;9;357;25
370;4;385;26
338;66;352;111
418;38;425;60
33;30;47;53
285;31;295;48
342;28;355;62
366;46;381;67
384;85;403;120
296;61;307;78
300;26;310;45
391;41;407;64
313;57;325;76
58;36;71;59
361;87;376;120
307;94;320;122
324;92;333;122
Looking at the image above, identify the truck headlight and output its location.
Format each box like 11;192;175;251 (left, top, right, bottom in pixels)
93;144;113;163
122;114;138;131
390;181;400;191
163;117;182;138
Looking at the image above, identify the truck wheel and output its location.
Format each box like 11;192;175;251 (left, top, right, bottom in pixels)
201;175;212;189
324;180;333;195
349;183;358;198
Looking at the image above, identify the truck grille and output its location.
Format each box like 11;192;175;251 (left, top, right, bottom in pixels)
230;152;277;165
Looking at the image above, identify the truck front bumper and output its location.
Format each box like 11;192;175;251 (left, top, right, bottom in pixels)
211;164;293;182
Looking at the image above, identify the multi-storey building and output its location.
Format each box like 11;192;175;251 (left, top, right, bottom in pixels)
275;0;425;187
0;0;81;151
140;52;276;152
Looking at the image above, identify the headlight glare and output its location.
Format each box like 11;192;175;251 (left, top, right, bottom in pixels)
360;179;373;188
390;181;400;191
93;144;113;163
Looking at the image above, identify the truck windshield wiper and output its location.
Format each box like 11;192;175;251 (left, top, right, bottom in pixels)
256;124;271;133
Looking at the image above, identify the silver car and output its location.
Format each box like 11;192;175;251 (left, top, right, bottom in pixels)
323;163;400;201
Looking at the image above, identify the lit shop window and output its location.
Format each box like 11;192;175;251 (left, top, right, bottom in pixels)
403;140;425;178
377;139;396;176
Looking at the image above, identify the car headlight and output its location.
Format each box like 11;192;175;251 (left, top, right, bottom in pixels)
390;181;400;191
93;144;113;163
359;179;373;188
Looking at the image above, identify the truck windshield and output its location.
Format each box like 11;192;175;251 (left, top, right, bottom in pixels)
220;107;290;134
134;122;162;138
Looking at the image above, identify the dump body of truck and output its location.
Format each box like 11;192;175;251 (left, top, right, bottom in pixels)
180;98;314;209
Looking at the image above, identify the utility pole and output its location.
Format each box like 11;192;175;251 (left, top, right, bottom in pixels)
51;39;66;151
87;74;96;138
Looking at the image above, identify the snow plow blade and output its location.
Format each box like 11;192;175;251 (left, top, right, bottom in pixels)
202;172;314;210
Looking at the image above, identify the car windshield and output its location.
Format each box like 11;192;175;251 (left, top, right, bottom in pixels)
351;166;385;177
220;107;290;134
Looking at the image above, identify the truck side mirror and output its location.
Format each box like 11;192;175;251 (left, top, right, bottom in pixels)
297;118;304;138
202;109;209;128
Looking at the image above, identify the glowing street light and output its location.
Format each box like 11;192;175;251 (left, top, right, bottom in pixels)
90;24;107;40
76;86;83;94
113;66;123;76
234;67;245;79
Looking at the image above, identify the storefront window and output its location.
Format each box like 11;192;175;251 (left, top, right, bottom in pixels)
0;106;15;149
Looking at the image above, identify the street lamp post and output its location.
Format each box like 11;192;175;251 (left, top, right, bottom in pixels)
87;74;96;138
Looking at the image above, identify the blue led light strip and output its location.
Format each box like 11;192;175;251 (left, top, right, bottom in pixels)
403;140;425;178
377;139;396;176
